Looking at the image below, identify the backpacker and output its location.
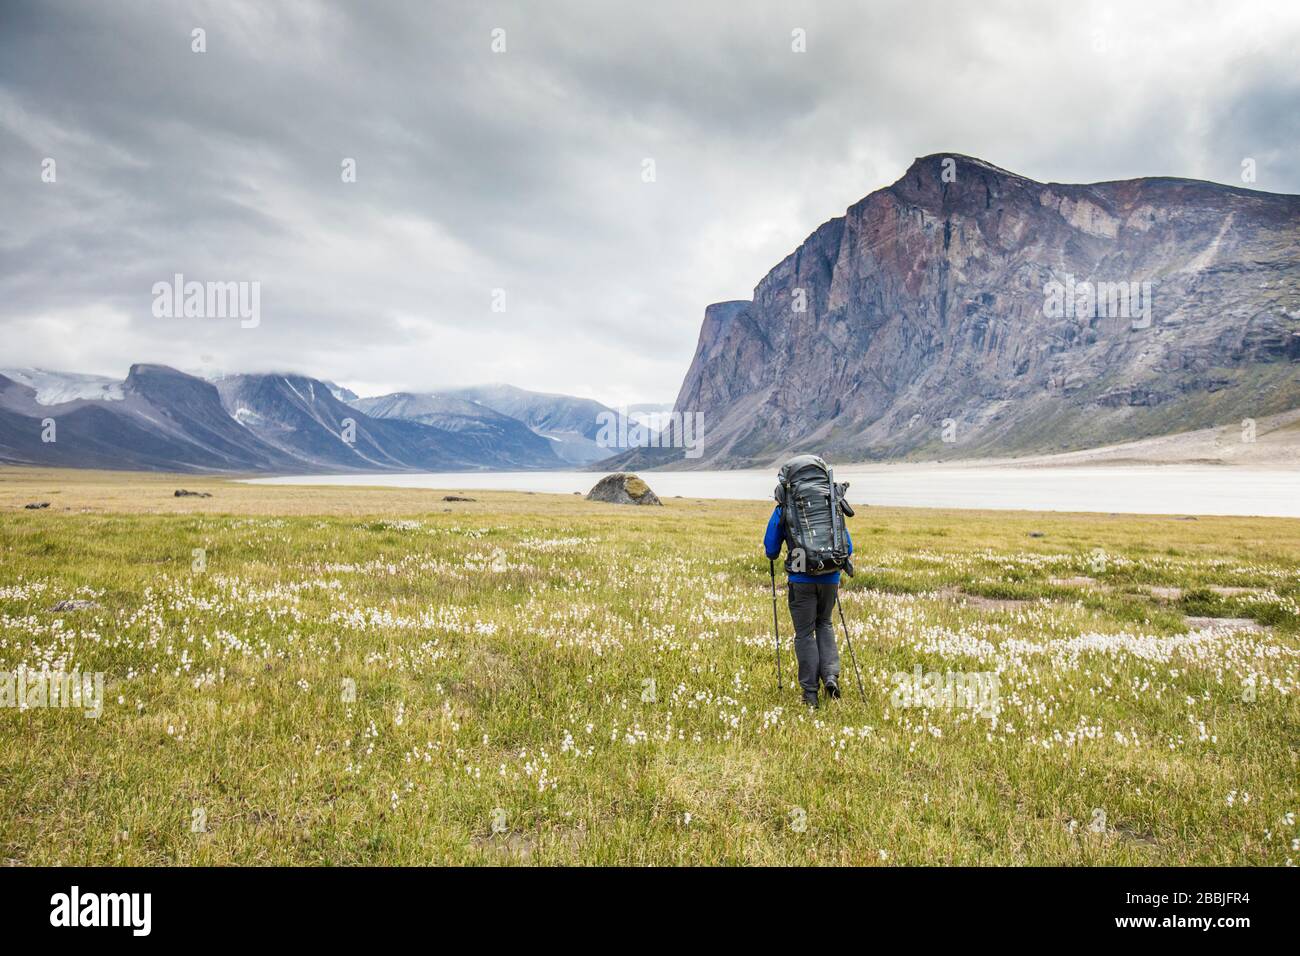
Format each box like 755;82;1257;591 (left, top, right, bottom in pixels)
774;454;855;576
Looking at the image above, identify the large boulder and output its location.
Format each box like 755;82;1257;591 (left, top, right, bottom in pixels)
585;473;662;506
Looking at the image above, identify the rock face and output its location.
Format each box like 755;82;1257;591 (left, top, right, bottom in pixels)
618;153;1300;468
586;473;662;506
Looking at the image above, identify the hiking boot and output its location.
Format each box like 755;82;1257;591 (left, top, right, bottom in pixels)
823;678;841;700
802;691;819;710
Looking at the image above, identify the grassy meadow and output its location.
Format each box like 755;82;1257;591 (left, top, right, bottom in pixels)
1;467;1298;865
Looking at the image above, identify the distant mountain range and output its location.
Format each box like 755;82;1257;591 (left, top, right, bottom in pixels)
0;366;631;473
11;157;1291;477
349;390;560;466
610;153;1300;469
425;384;623;465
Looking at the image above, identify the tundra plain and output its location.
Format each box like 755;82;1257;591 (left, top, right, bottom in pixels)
1;468;1297;865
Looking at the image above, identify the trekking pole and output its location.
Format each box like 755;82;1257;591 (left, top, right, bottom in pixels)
835;590;866;700
769;559;783;691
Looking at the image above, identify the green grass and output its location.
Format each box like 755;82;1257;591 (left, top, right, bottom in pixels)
1;474;1298;865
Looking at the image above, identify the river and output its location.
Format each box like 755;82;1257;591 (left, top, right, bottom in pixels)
245;464;1300;517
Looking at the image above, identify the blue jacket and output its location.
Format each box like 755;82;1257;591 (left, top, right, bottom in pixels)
764;504;852;584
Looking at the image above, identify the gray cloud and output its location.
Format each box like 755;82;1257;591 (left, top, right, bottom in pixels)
2;0;1297;404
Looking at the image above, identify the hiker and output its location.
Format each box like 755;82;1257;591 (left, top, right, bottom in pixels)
764;454;855;709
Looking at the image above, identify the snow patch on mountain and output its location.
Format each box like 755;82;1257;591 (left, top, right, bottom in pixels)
0;368;124;404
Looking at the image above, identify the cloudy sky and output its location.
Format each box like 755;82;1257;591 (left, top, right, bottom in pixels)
2;0;1297;405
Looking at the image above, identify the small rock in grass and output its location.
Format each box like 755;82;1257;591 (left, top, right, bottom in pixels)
24;502;51;509
174;489;212;498
1027;531;1045;538
51;599;100;612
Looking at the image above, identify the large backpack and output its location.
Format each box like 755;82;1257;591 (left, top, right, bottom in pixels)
774;454;855;576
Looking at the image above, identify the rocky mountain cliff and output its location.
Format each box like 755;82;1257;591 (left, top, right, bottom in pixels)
621;153;1300;469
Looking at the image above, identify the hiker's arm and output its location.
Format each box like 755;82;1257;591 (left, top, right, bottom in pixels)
846;526;853;556
764;505;783;559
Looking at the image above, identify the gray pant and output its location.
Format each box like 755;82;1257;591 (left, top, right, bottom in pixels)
787;581;840;696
